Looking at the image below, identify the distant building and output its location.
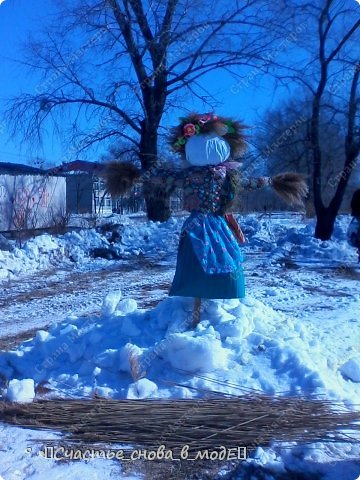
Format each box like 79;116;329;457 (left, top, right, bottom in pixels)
0;162;66;231
59;160;149;215
56;160;112;215
111;182;146;214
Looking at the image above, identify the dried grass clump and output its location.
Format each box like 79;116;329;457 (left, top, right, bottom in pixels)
0;395;358;450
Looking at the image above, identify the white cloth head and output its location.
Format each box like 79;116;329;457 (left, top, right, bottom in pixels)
185;133;231;166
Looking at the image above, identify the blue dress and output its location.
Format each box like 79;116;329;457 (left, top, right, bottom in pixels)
169;211;246;298
146;163;270;299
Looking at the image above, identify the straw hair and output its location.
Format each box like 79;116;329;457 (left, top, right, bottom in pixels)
169;112;249;158
271;172;309;206
103;161;141;197
0;395;358;449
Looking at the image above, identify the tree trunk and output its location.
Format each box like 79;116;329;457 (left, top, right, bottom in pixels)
314;206;337;240
314;147;358;240
314;177;347;240
139;119;171;222
143;182;172;222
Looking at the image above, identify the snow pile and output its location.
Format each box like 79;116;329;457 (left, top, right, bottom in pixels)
1;290;359;477
0;292;359;406
265;215;358;264
6;379;35;403
0;230;107;280
238;214;280;252
0;213;357;281
234;213;357;264
62;229;113;262
0;234;12;251
340;358;360;383
119;216;181;259
236;442;360;480
0;217;182;280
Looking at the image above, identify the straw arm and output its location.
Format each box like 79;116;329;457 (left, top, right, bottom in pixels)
103;161;186;197
237;172;309;207
239;176;272;190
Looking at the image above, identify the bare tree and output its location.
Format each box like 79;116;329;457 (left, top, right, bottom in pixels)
275;0;360;239
310;3;360;239
253;95;351;209
47;206;71;234
4;175;50;245
6;0;299;221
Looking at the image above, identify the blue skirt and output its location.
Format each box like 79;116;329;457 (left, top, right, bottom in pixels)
169;218;245;299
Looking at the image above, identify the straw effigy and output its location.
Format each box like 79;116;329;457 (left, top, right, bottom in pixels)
0;395;359;451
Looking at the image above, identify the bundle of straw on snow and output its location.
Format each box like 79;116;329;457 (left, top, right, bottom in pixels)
271;172;309;207
1;395;358;450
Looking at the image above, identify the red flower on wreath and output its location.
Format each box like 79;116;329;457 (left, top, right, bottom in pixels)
183;123;197;137
198;114;212;125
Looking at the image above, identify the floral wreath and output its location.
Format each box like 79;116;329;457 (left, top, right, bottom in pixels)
169;112;248;158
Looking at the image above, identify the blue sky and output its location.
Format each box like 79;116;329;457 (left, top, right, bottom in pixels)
0;0;296;166
0;0;59;164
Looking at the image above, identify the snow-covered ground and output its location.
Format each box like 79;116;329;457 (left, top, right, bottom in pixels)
0;213;184;281
1;212;357;282
0;212;359;479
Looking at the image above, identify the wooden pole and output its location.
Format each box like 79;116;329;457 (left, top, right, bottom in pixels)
191;297;202;328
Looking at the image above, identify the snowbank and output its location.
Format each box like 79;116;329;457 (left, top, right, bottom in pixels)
0;290;359;478
0;213;357;281
1;213;357;282
239;213;358;264
0;230;106;281
0;292;358;406
0;216;182;280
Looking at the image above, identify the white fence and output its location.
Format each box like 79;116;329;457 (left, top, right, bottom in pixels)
0;174;66;231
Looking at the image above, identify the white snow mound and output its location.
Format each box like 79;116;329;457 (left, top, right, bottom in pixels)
0;293;358;405
6;378;35;403
340;357;360;383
